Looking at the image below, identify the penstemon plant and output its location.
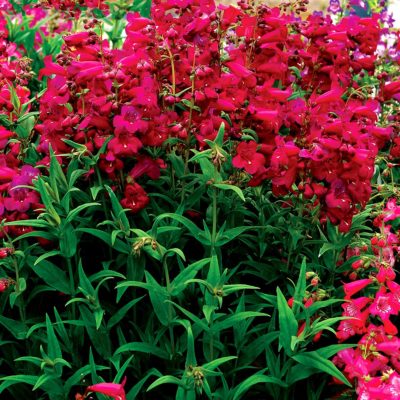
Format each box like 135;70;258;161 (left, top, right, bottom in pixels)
0;0;399;399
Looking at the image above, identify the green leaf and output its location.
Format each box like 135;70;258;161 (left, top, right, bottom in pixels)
49;148;68;199
214;122;225;146
288;226;303;249
64;365;109;394
29;257;71;294
152;213;209;245
145;271;172;326
114;356;134;384
292;258;307;315
222;284;259;296
170;258;210;296
305;299;344;315
46;314;62;375
166;300;209;332
0;375;38;394
316;344;357;359
176;320;196;367
126;369;162;400
233;373;287;400
289;66;302;79
32;374;53;391
5;219;53;229
114;342;170;360
77;228;130;254
213;183;245;202
35;177;61;225
34;250;62;266
240;332;280;366
202;356;237;371
168;152;185;178
59;222;77;258
66;202;100;223
189;149;213;163
292;352;351;387
215;226;252;247
147;376;187;392
78;259;95;297
107;296;145;330
15;356;42;367
318;242;340;257
286;364;318;386
277;287;298;355
213;312;268;332
207;254;220;289
203;305;216;324
105;185;130;232
0;315;27;339
53;307;72;351
79;306;111;358
198;157;217;181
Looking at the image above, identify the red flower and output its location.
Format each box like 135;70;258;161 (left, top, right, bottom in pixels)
129;156;166;180
0;247;13;259
232;141;266;175
0;278;9;292
120;183;150;213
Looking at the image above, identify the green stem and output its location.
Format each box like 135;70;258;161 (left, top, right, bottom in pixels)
13;258;26;323
210;186;218;255
13;258;19;292
94;166;115;262
111;18;123;48
66;257;76;320
183;49;197;177
163;257;175;354
165;43;176;96
209;321;214;361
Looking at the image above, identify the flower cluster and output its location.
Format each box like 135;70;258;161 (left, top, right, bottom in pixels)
0;9;42;237
334;199;400;399
36;0;398;228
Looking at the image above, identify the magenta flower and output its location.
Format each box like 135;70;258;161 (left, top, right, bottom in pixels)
129;155;166;180
343;278;372;299
86;377;126;400
232;141;266;175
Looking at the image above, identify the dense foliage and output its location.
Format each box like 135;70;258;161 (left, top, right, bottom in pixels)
0;0;399;399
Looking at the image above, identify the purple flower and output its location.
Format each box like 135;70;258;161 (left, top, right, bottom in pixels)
4;167;40;213
328;0;342;15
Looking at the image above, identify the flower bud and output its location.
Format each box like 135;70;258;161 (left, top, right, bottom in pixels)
0;278;9;292
0;248;13;259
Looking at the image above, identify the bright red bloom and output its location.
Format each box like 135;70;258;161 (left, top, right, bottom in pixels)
120;183;150;213
0;247;13;259
232;141;266;175
0;278;10;292
129;156;166;180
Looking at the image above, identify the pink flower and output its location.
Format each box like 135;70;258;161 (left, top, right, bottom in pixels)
343;278;372;299
86;377;126;400
0;278;10;292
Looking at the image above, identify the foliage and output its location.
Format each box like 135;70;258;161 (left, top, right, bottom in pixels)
0;0;399;399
